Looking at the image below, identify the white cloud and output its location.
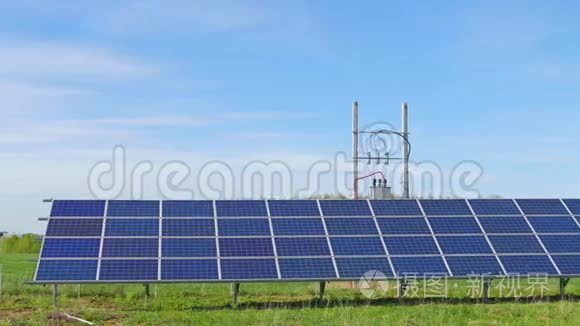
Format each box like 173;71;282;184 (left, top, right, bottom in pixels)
0;42;156;78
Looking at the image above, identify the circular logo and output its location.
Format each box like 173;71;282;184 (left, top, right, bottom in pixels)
358;270;390;299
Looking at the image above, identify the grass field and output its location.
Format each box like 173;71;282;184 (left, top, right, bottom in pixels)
1;253;580;325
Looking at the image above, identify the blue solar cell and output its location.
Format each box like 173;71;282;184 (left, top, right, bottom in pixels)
36;260;98;281
539;235;580;253
445;256;503;276
324;218;378;235
488;235;544;253
499;255;558;275
268;200;320;217
552;255;580;275
102;238;158;257
391;257;449;276
528;216;580;233
107;200;159;217
271;218;325;236
219;238;274;257
279;258;336;279
215;200;267;217
105;219;159;236
46;219;103;236
377;218;431;235
419;200;471;216
468;199;520;215
218;218;271;236
563;199;580;215
161;259;219;280
478;216;532;233
100;259;158;280
162;200;213;217
41;239;100;258
275;237;330;256
384;236;440;255
335;258;392;278
162;238;216;257
221;258;278;280
370;200;422;216
51;200;105;217
437;236;493;254
162;219;215;236
516;199;568;215
428;217;481;234
319;200;371;216
330;237;386;256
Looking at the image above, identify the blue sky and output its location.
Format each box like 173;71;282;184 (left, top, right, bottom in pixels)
1;1;580;233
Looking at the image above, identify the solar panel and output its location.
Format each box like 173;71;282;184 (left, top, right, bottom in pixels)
51;200;105;217
499;255;557;275
279;258;336;279
391;257;449;276
102;238;158;257
488;235;544;254
551;255;580;275
105;219;158;236
268;200;320;217
445;256;503;276
215;200;267;217
162;219;215;236
318;200;371;216
330;237;386;256
335;258;392;278
383;236;440;255
46;219;102;237
107;200;159;217
427;217;481;234
162;200;213;217
220;259;278;280
376;217;430;234
161;259;218;280
370;200;422;216
528;216;580;233
162;238;216;257
35;198;580;284
324;218;378;235
271;218;325;236
516;199;568;215
100;259;158;281
468;199;520;215
419;199;471;216
563;199;580;215
217;218;271;236
436;236;493;254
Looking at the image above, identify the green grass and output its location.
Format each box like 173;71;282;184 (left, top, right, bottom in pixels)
1;253;580;325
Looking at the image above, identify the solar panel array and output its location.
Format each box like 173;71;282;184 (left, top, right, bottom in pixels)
35;199;580;283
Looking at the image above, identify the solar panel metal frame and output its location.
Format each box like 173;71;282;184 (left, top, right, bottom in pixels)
33;198;580;284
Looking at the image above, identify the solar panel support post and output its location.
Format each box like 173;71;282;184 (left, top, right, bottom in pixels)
318;282;326;301
52;284;58;308
231;283;240;304
560;278;570;300
482;278;492;303
144;284;150;302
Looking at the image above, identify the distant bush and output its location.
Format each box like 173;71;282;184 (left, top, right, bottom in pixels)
0;234;41;254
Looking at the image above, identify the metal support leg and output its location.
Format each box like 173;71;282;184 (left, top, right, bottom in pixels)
398;282;408;298
482;279;492;303
560;278;570;300
319;282;326;301
231;283;240;304
52;284;58;308
144;284;150;302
